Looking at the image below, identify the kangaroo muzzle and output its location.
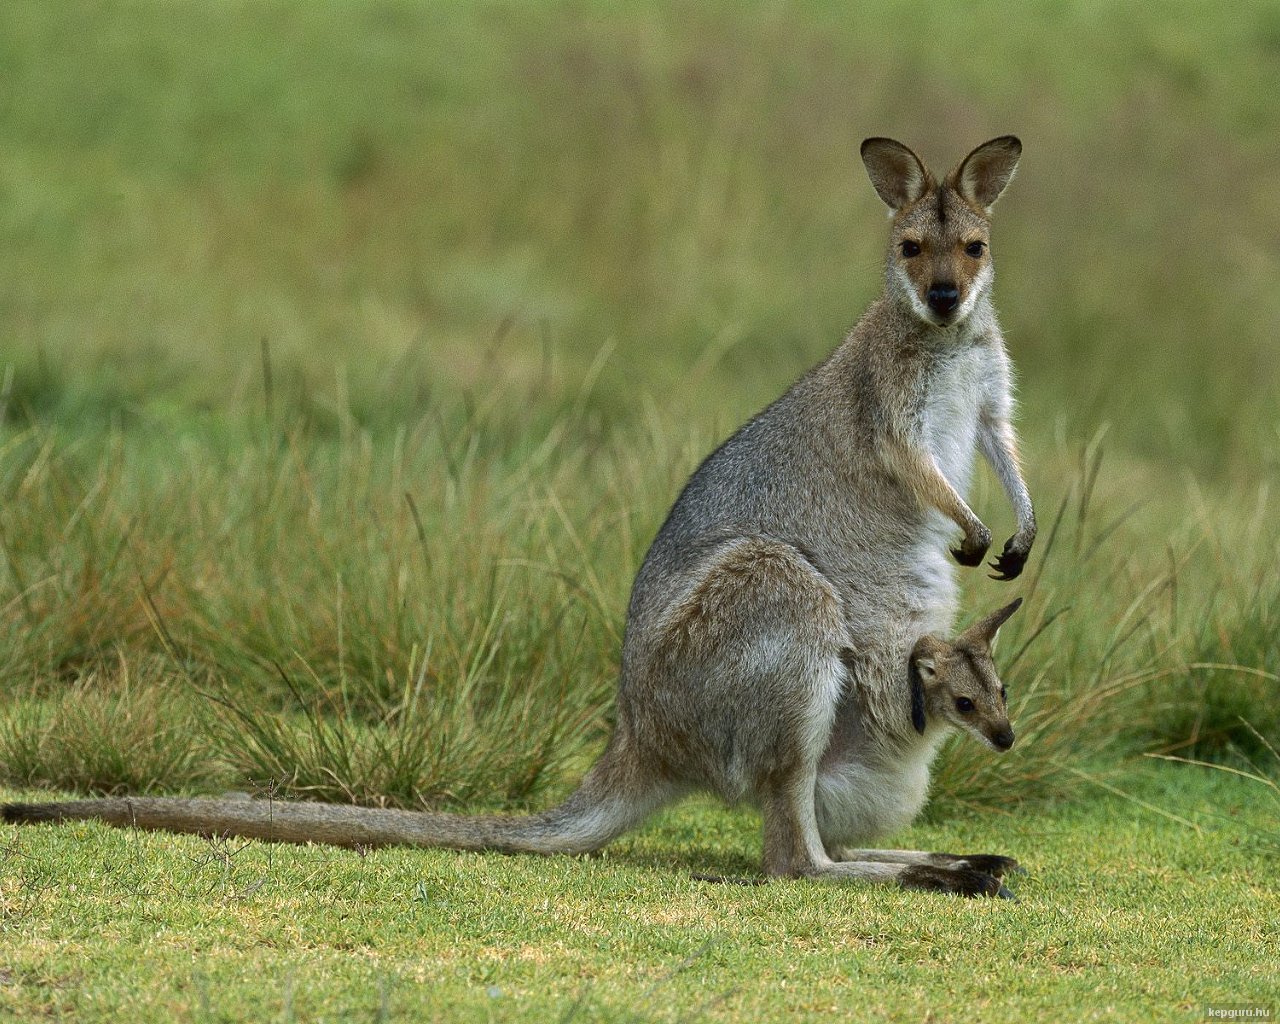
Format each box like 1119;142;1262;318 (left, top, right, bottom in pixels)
926;283;959;317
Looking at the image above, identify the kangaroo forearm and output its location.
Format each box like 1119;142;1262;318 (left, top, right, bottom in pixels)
887;440;983;534
979;419;1035;536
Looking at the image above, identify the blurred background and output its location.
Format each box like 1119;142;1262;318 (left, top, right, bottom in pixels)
0;1;1276;806
4;1;1278;468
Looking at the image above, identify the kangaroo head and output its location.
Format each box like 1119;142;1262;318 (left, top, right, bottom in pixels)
860;136;1021;330
908;598;1022;750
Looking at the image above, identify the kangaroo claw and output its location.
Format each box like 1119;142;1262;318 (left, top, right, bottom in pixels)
952;544;989;568
987;540;1027;580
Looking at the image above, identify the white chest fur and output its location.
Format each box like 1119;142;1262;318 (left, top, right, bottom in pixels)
921;345;988;496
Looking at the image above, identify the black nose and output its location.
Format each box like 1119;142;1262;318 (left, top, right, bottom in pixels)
992;728;1015;751
926;284;959;316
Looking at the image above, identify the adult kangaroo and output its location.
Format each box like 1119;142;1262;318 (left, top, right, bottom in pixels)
7;138;1035;897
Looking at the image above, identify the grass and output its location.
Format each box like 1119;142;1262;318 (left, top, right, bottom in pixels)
0;410;1272;817
1;0;1278;1019
2;766;1276;1022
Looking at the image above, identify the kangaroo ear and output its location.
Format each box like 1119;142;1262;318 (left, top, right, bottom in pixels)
958;597;1024;650
908;658;931;735
861;138;932;212
949;136;1022;212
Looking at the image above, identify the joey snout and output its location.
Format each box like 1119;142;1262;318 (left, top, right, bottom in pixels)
952;705;1015;752
988;725;1015;752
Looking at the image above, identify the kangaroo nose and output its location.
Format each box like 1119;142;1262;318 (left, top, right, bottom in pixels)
992;728;1015;751
926;284;959;316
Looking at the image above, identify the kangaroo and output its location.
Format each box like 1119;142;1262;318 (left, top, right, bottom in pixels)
4;601;1023;897
4;138;1035;897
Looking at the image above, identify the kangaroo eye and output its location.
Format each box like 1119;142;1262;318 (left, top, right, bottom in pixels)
1000;685;1007;703
955;697;975;714
964;241;986;258
901;240;922;258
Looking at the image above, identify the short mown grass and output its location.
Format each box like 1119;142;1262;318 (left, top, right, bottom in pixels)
2;765;1276;1022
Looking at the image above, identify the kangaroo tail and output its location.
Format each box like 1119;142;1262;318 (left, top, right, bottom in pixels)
3;745;673;855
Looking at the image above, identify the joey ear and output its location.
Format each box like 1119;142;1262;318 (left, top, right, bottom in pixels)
986;597;1023;639
957;597;1024;650
908;658;930;735
949;135;1022;212
861;138;932;211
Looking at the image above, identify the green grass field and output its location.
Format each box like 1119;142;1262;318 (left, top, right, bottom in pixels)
2;767;1277;1022
1;0;1278;1020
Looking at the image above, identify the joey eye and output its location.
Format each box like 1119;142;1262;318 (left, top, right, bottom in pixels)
964;241;986;258
1000;685;1007;703
955;697;975;714
901;240;922;258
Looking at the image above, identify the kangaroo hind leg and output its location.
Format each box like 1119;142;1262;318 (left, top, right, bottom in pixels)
654;536;849;877
831;847;1023;878
763;798;1015;897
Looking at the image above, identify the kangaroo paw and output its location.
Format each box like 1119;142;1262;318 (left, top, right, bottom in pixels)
952;542;990;568
898;865;1011;899
988;539;1028;581
952;854;1025;878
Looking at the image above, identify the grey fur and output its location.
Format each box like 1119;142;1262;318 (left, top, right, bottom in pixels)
4;139;1035;897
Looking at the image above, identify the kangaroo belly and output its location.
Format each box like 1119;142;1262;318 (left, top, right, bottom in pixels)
813;749;937;846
